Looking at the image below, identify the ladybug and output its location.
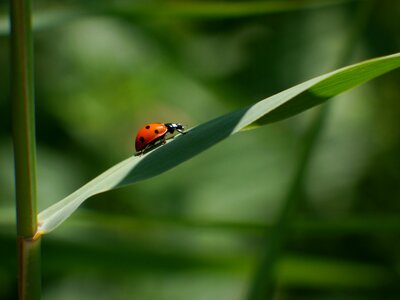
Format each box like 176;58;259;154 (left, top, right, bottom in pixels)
135;123;185;154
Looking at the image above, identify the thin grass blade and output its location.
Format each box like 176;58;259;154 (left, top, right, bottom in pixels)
37;53;400;235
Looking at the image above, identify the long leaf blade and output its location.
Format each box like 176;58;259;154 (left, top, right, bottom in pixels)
37;53;400;235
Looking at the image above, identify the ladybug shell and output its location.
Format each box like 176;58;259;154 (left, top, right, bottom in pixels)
135;123;169;151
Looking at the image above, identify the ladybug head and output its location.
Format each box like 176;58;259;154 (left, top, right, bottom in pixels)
165;123;185;134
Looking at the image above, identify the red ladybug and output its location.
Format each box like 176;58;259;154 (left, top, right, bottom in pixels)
135;123;185;154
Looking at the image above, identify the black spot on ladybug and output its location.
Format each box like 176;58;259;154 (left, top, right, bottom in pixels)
139;137;145;142
155;129;159;134
145;125;150;129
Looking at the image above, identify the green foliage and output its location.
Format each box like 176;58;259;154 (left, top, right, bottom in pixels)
2;0;400;299
10;0;41;299
37;53;400;235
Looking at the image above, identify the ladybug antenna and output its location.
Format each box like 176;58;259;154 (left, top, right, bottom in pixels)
176;123;185;134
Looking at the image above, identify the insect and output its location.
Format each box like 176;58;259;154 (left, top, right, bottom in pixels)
135;122;185;155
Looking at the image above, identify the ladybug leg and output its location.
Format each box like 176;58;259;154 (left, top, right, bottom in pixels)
143;143;154;154
136;143;152;156
152;137;165;147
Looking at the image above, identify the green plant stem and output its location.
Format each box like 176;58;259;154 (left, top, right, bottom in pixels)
10;0;41;299
248;105;329;300
18;237;41;299
247;1;375;299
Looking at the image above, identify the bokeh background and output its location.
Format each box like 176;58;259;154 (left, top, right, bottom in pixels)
1;0;400;299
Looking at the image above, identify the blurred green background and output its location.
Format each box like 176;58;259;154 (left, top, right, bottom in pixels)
1;0;400;299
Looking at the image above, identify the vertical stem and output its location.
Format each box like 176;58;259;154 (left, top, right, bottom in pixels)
10;0;41;299
246;1;375;299
18;238;41;299
247;106;329;300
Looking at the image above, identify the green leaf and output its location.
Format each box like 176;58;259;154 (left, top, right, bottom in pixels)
37;53;400;236
107;0;353;19
0;0;353;36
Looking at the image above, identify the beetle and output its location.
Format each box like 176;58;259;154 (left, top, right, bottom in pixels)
135;123;185;155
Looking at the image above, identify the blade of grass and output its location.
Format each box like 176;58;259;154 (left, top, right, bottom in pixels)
35;52;400;236
107;0;354;19
0;0;355;36
10;0;41;298
1;235;394;289
53;210;400;235
4;208;400;236
247;2;377;299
